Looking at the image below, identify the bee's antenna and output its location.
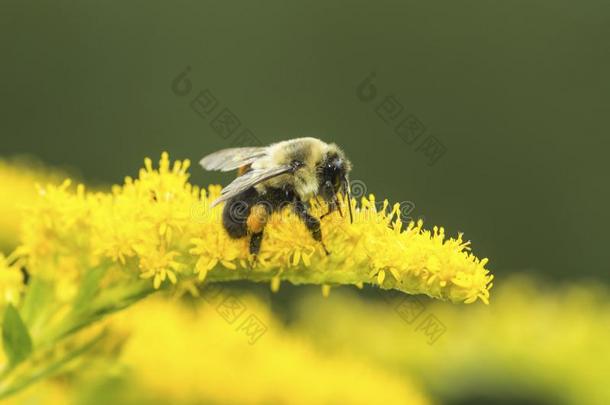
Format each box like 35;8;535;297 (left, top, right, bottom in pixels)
343;175;354;224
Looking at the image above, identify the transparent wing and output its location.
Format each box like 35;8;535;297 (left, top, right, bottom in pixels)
211;165;293;207
199;147;267;172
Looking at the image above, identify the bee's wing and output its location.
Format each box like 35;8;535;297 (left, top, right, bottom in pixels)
200;147;267;172
211;165;293;207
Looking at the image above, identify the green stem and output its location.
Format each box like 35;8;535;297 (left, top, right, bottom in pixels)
206;266;367;287
40;279;156;345
0;279;155;399
0;331;105;400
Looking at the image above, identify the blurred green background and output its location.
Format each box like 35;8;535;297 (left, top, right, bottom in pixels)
1;0;608;283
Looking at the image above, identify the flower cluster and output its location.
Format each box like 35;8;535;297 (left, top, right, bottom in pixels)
18;153;493;304
113;296;429;405
0;158;65;251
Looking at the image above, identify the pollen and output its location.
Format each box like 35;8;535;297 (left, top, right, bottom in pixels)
247;204;269;234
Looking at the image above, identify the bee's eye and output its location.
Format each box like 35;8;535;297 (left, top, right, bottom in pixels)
322;161;342;189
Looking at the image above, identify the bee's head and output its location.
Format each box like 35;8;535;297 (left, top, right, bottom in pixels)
319;156;347;196
318;145;353;222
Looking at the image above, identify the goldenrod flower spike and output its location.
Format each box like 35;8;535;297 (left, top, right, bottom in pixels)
21;153;493;304
0;158;65;251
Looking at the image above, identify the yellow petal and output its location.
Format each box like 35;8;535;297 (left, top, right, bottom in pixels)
377;270;386;285
271;276;280;293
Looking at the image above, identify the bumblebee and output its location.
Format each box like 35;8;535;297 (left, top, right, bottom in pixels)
200;137;353;256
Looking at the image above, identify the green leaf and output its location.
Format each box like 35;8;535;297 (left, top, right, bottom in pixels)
0;329;106;399
2;305;33;366
72;265;106;312
20;277;55;326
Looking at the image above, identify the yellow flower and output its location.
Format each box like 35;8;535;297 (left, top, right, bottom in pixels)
110;295;430;405
191;234;243;281
293;276;610;405
20;152;493;303
0;158;66;252
136;246;181;288
19;180;92;281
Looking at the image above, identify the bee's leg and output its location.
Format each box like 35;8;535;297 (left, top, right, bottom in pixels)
319;183;343;220
320;200;336;220
293;200;330;255
249;232;264;256
320;198;343;220
247;203;270;257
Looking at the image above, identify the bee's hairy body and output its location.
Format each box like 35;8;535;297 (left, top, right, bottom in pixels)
200;137;352;256
222;185;316;256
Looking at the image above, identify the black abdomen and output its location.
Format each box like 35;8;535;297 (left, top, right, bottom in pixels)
222;187;257;238
221;186;296;239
